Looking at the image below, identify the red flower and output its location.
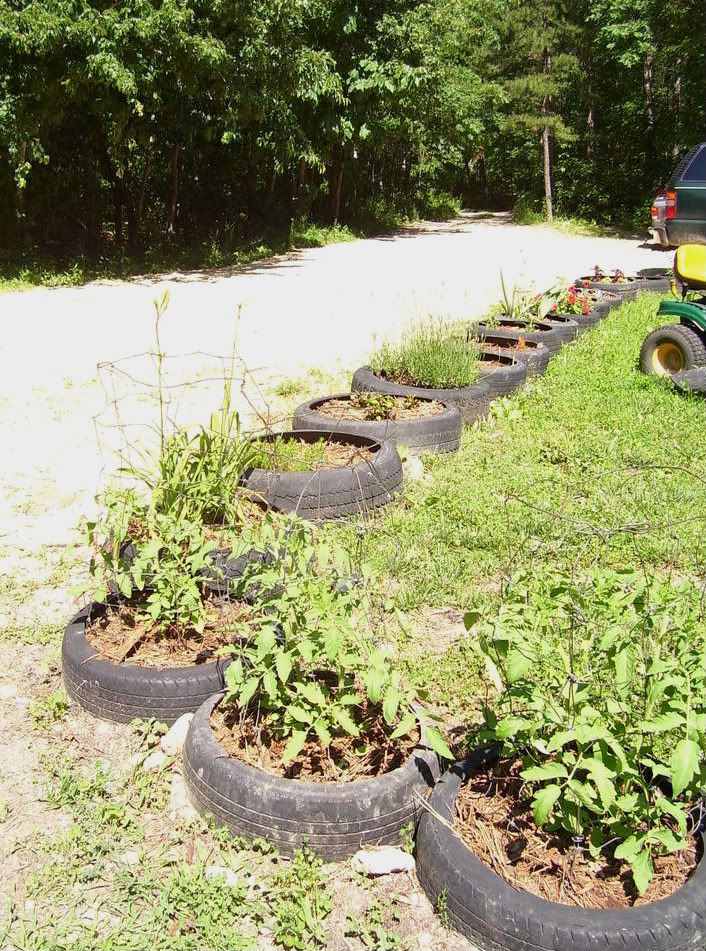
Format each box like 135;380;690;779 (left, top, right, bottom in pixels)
582;304;590;315
553;302;558;311
582;280;589;289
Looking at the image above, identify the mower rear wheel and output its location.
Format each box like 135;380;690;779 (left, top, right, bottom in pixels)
639;323;706;376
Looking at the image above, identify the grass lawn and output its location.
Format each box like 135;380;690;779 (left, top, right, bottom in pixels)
335;293;706;712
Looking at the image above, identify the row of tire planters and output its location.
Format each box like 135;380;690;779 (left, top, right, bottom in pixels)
351;348;527;426
416;752;706;951
291;393;463;455
240;429;403;522
577;268;672;297
183;692;441;860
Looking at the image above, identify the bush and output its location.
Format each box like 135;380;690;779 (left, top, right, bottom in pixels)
468;566;706;894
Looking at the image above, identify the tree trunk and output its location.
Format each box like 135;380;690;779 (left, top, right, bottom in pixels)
541;46;554;222
586;105;595;162
113;177;124;245
166;145;181;236
643;51;657;168
331;153;344;223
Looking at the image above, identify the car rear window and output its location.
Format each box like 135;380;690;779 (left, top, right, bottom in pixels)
681;145;706;182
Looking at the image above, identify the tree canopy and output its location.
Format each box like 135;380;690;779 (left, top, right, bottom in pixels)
0;0;702;260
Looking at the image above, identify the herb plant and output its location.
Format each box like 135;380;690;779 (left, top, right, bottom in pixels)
349;392;422;420
371;320;481;389
468;567;706;894
224;521;452;766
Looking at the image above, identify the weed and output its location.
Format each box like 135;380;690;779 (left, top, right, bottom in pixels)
371;320;481;389
249;435;330;473
29;690;69;729
435;888;449;929
270;847;332;949
346;900;402;950
274;378;308;398
399;821;415;854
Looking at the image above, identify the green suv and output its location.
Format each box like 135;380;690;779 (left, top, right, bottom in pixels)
650;143;706;247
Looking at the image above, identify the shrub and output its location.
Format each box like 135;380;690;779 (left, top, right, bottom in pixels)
467;567;706;894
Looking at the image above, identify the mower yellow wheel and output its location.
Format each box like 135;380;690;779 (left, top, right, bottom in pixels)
651;342;685;375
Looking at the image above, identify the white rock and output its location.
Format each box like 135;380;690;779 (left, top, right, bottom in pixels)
167;771;198;823
160;713;193;756
352;846;416;877
418;933;433;947
142;749;168;772
403;457;425;482
0;684;17;700
119;850;140;866
205;864;238;886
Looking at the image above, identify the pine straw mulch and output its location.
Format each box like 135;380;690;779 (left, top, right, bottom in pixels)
317;395;444;422
211;702;419;783
454;759;698;909
85;597;256;668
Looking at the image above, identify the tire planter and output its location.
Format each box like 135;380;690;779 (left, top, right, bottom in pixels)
472;319;564;356
291;393;462;455
62;602;231;725
477;347;528;397
416;753;706;951
577;276;667;298
351;366;490;425
637;267;673;292
541;313;580;344
184;693;442;860
473;330;550;377
241;430;402;522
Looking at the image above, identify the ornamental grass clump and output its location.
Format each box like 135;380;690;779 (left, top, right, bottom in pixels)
467;567;706;895
371;319;481;389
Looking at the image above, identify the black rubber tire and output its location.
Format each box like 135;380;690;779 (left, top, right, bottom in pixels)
477;347;528;397
241;430;402;522
416;753;706;951
577;276;667;298
473;320;564;356
62;603;230;725
471;330;550;377
351;366;490;425
541;313;580;344
639;324;706;376
184;693;442;860
672;367;706;394
637;268;673;292
291;393;461;455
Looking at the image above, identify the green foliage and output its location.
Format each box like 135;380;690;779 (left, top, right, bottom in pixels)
224;520;451;766
270;848;332;950
371;320;482;389
29;690;69;729
349;392;422;421
249;436;330;474
346;900;402;950
470;566;706;894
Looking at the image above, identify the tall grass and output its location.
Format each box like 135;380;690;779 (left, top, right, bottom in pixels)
371;320;482;388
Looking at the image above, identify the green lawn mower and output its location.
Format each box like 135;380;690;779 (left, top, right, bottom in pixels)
640;245;706;376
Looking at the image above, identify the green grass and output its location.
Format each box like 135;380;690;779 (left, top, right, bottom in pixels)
251;435;330;472
371;321;483;388
333;294;706;709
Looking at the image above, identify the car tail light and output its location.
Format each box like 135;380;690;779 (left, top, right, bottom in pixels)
665;190;677;219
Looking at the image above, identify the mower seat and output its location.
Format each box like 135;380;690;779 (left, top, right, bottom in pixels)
675;245;706;292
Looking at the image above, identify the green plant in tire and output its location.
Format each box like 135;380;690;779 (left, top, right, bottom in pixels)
223;521;452;768
467;566;706;894
539;283;592;317
371;319;481;389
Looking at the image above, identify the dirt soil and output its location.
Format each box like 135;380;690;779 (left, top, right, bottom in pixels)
212;703;419;782
318;394;445;421
85;598;256;667
455;760;697;909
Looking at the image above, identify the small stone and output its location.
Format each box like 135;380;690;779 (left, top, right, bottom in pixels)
403;457;425;482
143;749;168;772
119;850;140;866
160;713;193;756
0;684;17;700
418;932;433;947
14;696;30;707
352;846;416;877
205;865;238;886
167;771;198;823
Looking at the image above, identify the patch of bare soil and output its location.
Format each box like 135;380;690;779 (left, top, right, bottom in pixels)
455;759;697;909
212;703;419;783
317;394;444;422
85;598;256;667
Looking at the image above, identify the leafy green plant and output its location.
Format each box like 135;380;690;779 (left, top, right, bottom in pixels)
349;392;421;421
271;847;332;949
29;690;69;729
346;900;402;950
249;435;330;473
538;283;592;318
468;566;706;894
371;320;481;389
223;520;451;767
